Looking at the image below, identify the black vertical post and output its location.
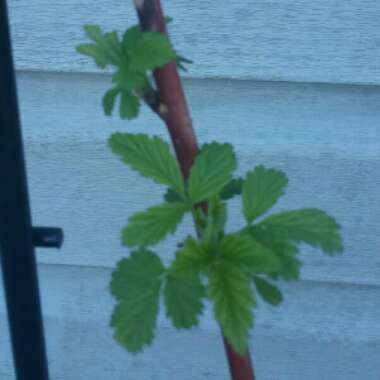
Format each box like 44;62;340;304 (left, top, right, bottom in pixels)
0;1;50;379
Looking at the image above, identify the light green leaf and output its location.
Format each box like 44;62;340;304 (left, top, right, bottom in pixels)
76;43;108;68
109;133;185;195
119;91;140;120
209;263;255;355
113;65;148;91
242;165;288;223
171;237;212;277
220;234;280;275
188;142;236;203
102;87;120;116
80;25;122;66
260;208;343;255
129;32;176;72
122;202;189;247
246;225;301;281
220;177;244;200
253;276;283;306
164;274;205;328
110;250;164;353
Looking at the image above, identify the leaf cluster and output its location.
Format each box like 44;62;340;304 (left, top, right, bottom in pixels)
108;133;343;355
77;22;190;120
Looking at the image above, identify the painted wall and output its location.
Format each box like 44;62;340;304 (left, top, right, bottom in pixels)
1;1;379;379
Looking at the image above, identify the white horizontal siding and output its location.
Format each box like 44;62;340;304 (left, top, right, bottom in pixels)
16;71;380;286
8;0;380;85
1;264;379;380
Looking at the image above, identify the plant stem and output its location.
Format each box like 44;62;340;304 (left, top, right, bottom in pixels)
133;1;256;379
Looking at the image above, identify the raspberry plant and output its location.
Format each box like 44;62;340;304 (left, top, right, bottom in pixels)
77;12;343;376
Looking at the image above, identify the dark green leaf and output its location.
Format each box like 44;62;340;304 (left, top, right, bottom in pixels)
209;262;255;355
260;208;343;255
110;250;164;353
122;25;142;54
246;225;301;281
102;87;120;116
122;202;190;248
220;178;244;200
109;133;185;195
171;237;212;277
242;166;288;223
119;91;140;120
253;276;283;306
164;274;205;328
163;188;184;203
129;32;176;72
220;233;280;275
188;142;236;203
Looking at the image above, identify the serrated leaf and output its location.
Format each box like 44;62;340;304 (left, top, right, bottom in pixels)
110;250;164;353
119;91;140;120
80;25;122;66
246;225;301;281
220;234;280;275
129;32;176;72
243;166;288;223
171;237;212;277
253;276;283;306
122;202;189;247
164;274;205;328
209;262;255;355
220;178;244;200
188;142;236;203
109;133;185;195
260;208;343;255
102;87;120;116
113;65;148;91
76;43;108;68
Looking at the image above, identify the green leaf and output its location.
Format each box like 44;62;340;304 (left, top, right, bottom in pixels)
171;237;212;277
110;250;164;353
246;225;301;281
129;32;176;72
163;188;183;203
119;91;140;120
122;202;190;247
242;166;288;223
113;65;148;91
220;234;280;275
109;133;185;195
164;274;205;328
209;262;255;355
188;142;236;203
253;276;283;306
260;208;343;255
122;26;142;54
102;87;120;116
76;43;108;68
79;25;122;66
220;178;244;200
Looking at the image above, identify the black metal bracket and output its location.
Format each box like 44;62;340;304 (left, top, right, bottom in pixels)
32;227;64;248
